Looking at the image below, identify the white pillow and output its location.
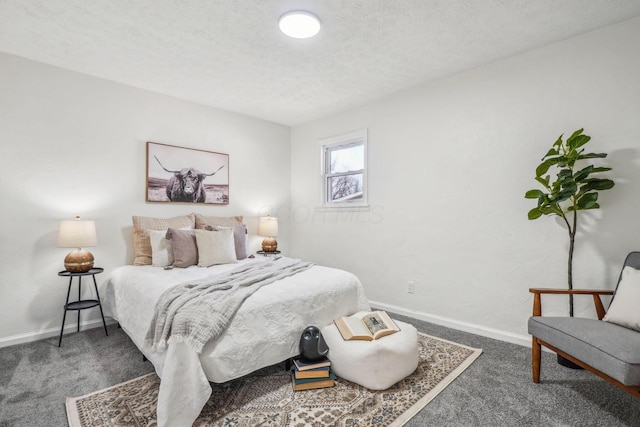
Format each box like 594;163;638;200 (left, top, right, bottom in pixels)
149;226;191;267
206;224;248;260
195;228;236;267
149;229;174;267
603;266;640;332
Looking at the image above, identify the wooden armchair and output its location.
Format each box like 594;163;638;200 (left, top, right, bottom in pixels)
528;252;640;398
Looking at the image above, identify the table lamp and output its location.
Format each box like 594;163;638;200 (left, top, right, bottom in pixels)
258;216;279;252
57;216;97;272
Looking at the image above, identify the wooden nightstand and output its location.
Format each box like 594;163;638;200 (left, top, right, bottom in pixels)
57;267;108;347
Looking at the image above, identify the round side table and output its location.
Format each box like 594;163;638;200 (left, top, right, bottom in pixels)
57;267;108;347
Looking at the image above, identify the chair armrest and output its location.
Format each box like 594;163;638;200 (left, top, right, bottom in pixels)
529;288;614;319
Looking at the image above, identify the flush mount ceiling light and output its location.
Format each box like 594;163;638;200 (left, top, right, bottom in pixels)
278;11;321;39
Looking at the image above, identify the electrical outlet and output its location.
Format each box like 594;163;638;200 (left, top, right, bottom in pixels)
408;280;415;294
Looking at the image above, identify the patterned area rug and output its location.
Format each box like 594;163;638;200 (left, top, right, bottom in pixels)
66;333;481;427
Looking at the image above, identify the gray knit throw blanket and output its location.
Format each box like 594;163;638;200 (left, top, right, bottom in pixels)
144;256;314;354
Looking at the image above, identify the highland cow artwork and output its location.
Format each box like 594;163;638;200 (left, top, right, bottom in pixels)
146;142;229;204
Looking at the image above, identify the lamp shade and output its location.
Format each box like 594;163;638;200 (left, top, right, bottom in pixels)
58;217;97;248
258;216;278;237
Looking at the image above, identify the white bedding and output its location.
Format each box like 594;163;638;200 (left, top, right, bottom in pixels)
100;257;370;425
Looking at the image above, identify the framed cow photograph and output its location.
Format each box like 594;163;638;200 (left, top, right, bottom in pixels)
146;142;229;204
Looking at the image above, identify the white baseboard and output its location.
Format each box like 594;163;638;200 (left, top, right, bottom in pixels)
370;300;531;348
0;318;116;349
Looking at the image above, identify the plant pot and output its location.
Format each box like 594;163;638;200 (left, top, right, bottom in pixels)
557;354;583;369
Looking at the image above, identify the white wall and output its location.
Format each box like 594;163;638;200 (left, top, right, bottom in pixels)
290;17;640;344
0;53;290;345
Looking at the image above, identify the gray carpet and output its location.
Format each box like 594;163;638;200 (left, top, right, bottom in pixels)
1;313;638;427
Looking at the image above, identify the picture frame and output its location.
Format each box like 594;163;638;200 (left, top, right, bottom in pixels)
146;141;229;204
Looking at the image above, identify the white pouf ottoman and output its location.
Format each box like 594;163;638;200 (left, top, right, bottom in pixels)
321;315;419;390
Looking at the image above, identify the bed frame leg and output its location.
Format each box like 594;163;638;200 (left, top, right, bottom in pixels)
285;358;292;371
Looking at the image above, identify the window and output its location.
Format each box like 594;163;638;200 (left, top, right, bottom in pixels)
320;130;367;207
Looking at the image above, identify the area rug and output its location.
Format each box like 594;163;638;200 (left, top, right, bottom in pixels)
66;333;481;427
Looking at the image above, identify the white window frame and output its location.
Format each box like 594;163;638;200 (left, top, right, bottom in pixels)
319;129;368;209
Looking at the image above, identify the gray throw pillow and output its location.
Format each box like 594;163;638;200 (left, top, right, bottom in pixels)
166;228;198;268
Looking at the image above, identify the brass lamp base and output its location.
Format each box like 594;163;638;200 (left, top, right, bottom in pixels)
261;237;278;252
64;249;95;273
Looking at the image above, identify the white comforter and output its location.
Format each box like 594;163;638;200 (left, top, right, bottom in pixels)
100;258;370;426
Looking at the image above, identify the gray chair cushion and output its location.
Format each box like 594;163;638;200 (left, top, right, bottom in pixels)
528;316;640;386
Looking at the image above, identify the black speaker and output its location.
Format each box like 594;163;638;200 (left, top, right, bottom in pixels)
299;325;329;362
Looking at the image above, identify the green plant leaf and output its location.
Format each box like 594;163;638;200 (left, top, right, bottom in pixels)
543;148;558;158
574;135;591;149
528;207;543;220
590;167;612;173
535;176;550;188
541;204;564;216
552;135;564;149
573;165;594;182
570;202;600;211
598;179;614;190
577;152;607;160
576;192;599;209
557;168;572;179
589;179;615;191
577;179;615;196
576;181;598;195
567;128;584;140
525;189;544;199
568;134;590;150
535;157;561;177
552;191;575;205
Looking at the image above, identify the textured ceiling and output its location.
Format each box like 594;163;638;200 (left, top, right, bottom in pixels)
1;1;640;126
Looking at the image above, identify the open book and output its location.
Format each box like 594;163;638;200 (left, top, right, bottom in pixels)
334;311;400;341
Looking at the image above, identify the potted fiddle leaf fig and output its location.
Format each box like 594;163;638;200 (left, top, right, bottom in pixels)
525;129;615;317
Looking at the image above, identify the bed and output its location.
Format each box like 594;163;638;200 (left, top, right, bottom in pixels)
100;256;370;426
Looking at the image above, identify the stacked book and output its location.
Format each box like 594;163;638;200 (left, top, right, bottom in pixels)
291;357;336;391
